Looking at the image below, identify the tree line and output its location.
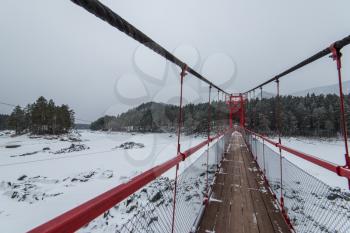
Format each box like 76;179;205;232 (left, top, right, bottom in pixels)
246;93;349;137
5;96;75;135
90;94;350;137
90;101;229;135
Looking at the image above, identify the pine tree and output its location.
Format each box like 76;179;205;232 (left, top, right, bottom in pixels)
8;106;25;134
8;97;74;135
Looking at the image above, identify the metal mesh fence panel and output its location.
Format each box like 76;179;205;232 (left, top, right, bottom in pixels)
78;176;174;233
282;157;350;233
173;135;226;232
248;134;282;202
244;130;350;233
173;148;208;232
261;141;282;201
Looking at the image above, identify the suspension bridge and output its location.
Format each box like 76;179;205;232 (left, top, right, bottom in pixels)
27;0;350;232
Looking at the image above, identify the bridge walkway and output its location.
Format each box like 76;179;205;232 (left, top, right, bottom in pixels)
197;132;291;233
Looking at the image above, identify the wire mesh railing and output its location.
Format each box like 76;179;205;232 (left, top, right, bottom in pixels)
75;134;229;233
244;130;350;233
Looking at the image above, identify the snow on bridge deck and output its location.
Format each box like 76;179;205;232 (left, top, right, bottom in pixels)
197;132;290;233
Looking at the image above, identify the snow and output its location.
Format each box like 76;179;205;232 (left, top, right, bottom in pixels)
0;130;209;233
3;129;348;232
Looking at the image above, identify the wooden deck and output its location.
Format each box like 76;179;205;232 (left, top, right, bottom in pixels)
197;132;290;233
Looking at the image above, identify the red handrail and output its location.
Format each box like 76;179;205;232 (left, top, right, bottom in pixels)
28;132;226;233
245;128;350;179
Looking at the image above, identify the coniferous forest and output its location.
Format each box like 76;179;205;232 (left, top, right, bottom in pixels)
90;101;228;135
5;96;75;135
246;94;349;137
2;94;348;137
90;94;350;137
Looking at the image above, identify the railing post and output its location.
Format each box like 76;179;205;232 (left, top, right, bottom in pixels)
262;138;266;175
229;94;233;128
171;64;187;233
330;45;350;189
253;90;256;130
275;79;285;210
248;92;251;128
205;85;212;202
254;134;258;161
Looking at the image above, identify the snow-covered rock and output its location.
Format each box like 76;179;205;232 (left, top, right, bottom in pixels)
115;142;145;150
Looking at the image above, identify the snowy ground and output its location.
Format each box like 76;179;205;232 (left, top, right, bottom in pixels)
0;130;207;233
1;130;349;232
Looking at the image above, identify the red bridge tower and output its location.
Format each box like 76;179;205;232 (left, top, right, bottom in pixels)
227;94;246;128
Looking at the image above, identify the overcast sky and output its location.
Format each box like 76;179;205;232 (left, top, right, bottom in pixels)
1;0;350;122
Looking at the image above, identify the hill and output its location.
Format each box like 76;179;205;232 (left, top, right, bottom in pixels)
90;101;227;134
291;81;350;96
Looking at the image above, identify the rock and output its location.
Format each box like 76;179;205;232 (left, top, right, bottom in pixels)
52;144;89;154
126;205;137;213
149;191;163;203
5;145;21;148
71;171;96;182
147;216;158;226
17;175;27;181
100;170;113;179
327;193;341;201
116;142;145;150
11;191;19;199
126;195;135;207
68;136;81;142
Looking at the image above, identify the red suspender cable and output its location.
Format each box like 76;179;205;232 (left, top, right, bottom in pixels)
205;85;212;204
171;64;187;233
330;45;350;189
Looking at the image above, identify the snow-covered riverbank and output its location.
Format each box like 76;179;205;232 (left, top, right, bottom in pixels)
0;130;206;232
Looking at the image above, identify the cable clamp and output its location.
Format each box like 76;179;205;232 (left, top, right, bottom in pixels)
179;152;186;161
329;44;342;69
180;64;188;79
335;164;349;177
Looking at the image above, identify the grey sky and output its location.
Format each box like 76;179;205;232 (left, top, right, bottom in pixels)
1;0;350;122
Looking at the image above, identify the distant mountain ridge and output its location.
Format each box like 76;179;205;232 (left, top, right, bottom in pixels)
251;81;350;99
291;81;350;96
